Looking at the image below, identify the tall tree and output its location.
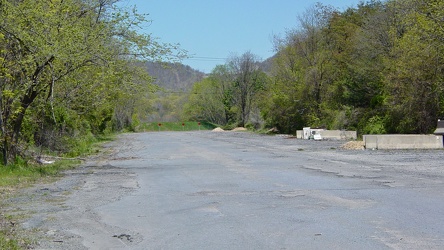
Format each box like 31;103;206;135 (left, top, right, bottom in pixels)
228;51;267;127
265;3;335;131
183;65;234;125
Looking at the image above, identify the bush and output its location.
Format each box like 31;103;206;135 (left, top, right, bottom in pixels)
362;115;387;134
62;133;98;157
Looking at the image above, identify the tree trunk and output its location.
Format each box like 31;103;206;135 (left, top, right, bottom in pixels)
10;88;38;156
10;56;55;156
0;93;7;165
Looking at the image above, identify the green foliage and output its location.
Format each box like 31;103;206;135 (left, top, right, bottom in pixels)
62;133;98;158
149;91;188;123
380;0;443;134
256;0;444;135
0;234;20;250
184;54;269;128
0;158;79;188
0;0;184;164
183;76;229;125
131;114;141;132
362;115;387;134
181;0;444;136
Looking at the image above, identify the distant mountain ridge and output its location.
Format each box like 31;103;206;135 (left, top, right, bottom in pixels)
144;56;274;92
259;55;275;74
144;62;205;92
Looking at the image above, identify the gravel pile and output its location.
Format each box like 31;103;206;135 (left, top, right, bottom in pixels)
231;127;248;132
340;141;365;150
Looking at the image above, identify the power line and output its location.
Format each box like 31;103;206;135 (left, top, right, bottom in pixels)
185;56;227;61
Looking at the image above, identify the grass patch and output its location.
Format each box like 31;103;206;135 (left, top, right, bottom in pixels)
0;233;21;250
0;159;80;188
62;133;115;158
0;132;111;188
140;121;217;132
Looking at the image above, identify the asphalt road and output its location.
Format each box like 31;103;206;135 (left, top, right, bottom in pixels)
13;131;444;249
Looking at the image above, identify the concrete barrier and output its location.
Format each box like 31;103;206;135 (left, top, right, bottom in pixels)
296;130;303;139
363;134;443;149
296;129;357;140
318;130;357;140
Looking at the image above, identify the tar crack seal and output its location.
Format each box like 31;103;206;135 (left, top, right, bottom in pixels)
113;233;133;242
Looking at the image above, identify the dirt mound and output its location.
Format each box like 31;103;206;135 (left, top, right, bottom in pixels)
232;127;248;132
266;127;279;134
340;141;365;150
212;127;225;132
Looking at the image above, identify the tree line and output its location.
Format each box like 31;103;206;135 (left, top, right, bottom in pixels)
183;0;444;135
0;0;183;165
1;0;443;165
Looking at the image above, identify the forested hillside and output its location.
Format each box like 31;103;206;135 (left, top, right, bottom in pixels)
144;62;205;91
140;62;204;123
183;0;444;135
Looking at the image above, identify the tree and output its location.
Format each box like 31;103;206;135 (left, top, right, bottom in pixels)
228;51;267;127
184;55;268;128
183;77;226;125
261;42;309;133
183;65;234;125
381;0;444;133
262;0;444;135
0;0;183;164
265;3;336;131
320;1;387;131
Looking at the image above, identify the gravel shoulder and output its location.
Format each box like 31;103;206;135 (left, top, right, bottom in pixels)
1;136;140;249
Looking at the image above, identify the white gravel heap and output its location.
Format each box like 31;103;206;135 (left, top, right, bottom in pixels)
232;127;248;132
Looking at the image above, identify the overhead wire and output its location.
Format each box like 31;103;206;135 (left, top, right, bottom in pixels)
185;56;227;61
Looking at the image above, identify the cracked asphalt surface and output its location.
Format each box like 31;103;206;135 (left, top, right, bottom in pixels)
5;131;444;249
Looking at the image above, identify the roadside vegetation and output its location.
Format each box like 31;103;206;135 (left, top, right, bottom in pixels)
0;0;185;167
0;0;183;247
183;0;444;135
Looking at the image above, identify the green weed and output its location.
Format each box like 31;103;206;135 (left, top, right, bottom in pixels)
0;159;80;188
0;234;20;250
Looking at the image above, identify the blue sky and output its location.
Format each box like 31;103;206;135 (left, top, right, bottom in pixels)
119;0;364;73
